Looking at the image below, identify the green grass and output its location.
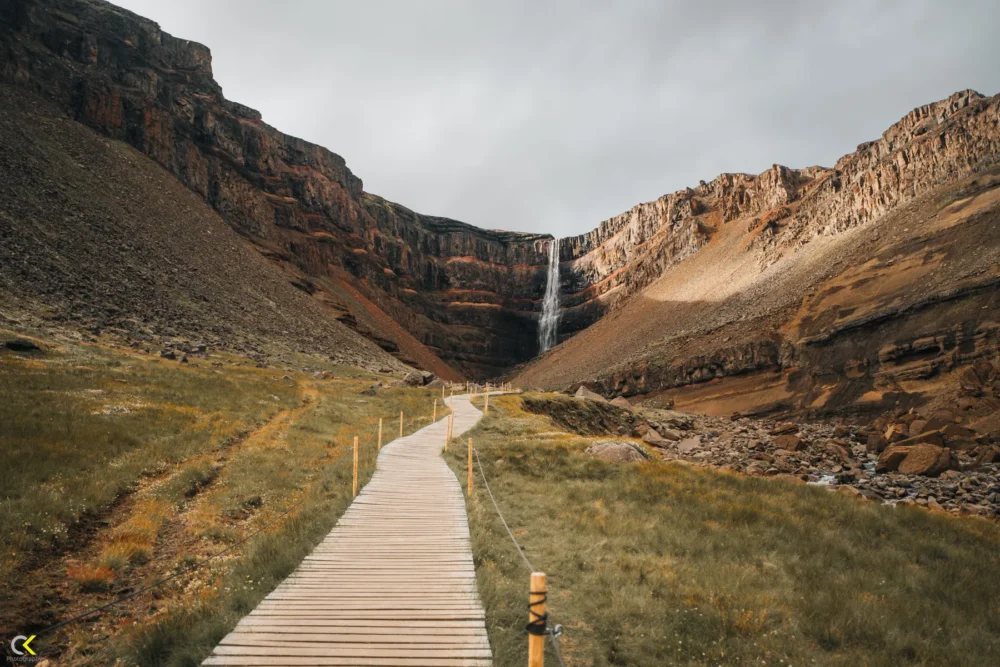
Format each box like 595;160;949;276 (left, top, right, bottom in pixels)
0;333;442;665
104;383;441;667
447;394;1000;666
0;341;299;579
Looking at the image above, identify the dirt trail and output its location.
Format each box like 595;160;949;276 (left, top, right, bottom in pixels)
9;381;323;663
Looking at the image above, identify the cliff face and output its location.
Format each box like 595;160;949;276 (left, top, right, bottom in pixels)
0;0;556;378
516;90;1000;419
555;90;1000;341
3;0;999;389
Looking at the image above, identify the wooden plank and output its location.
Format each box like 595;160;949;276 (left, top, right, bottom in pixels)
202;394;494;666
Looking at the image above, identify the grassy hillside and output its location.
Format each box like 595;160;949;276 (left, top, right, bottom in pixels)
0;331;444;665
447;394;1000;666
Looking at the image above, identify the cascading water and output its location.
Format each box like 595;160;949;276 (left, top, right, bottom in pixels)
538;238;560;353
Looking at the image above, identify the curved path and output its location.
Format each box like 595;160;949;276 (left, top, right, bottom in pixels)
203;393;491;666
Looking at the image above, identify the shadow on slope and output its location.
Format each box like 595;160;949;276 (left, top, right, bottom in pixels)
0;85;404;372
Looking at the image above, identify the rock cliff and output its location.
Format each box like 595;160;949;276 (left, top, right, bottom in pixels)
3;0;999;395
0;0;554;378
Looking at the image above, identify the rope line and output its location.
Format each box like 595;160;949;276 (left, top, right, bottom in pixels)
473;447;535;572
472;445;568;667
35;413;391;638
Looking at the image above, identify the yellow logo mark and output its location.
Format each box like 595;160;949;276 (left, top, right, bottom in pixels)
11;634;36;656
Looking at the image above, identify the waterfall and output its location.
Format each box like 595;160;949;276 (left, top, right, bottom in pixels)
538;238;560;353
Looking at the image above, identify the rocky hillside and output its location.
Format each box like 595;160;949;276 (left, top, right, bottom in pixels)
517;91;1000;421
554;90;1000;333
2;0;999;397
0;0;557;378
0;84;412;374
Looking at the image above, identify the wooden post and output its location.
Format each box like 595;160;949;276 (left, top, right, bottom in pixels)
467;438;473;495
528;572;547;667
484;392;489;415
442;384;446;400
445;413;452;452
377;417;383;451
433;398;437;422
352;435;359;497
399;410;404;437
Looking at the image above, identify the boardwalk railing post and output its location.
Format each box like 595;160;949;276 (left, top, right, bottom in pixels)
433;398;437;422
445;413;452;452
528;572;547;667
467;438;473;495
484;392;489;415
377;417;383;451
399;410;404;437
353;435;359;497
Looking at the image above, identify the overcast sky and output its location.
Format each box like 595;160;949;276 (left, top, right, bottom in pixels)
116;0;1000;238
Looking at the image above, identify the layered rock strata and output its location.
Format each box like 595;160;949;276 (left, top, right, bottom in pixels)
3;0;999;390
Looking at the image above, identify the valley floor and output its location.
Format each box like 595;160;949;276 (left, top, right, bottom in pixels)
447;395;1000;666
0;328;440;665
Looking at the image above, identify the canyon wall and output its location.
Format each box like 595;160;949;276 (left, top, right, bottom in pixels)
3;0;999;387
0;0;560;377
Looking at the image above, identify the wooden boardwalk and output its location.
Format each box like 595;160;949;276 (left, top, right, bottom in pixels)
203;393;491;666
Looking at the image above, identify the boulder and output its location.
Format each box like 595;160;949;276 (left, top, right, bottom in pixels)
770;422;798;436
585;440;648;463
659;428;683;442
943;424;977;449
402;372;424;387
574;386;608;403
160;349;177;360
610;396;633;410
824;442;852;462
920;417;948;434
641;428;668;448
884;423;909;442
676;437;702;454
642;409;694;430
876;446;911;473
974;445;1000;466
4;338;41;352
774;434;806;451
896;444;956;477
891;429;945;448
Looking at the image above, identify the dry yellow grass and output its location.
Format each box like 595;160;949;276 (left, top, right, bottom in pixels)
0;332;441;665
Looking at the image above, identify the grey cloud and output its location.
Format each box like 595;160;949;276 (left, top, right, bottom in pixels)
115;0;1000;237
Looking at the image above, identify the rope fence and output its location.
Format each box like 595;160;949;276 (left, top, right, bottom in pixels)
473;446;568;666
